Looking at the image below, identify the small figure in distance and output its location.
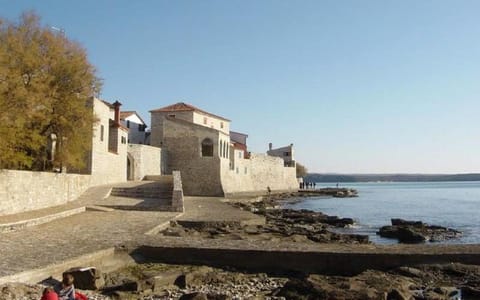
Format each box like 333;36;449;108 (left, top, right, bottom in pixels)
55;273;75;300
41;287;58;300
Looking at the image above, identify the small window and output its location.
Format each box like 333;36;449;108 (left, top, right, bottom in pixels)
220;122;224;129
168;114;176;118
203;117;207;125
236;167;239;174
100;125;104;141
238;151;242;158
126;120;130;128
201;138;214;157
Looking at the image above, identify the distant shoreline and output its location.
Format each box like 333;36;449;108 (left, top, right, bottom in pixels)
306;173;480;183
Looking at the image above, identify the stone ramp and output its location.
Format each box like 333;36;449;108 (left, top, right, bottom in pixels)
0;185;112;233
0;208;180;282
175;197;265;228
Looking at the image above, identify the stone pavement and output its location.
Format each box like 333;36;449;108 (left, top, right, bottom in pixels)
0;187;265;281
0;183;180;279
177;196;265;226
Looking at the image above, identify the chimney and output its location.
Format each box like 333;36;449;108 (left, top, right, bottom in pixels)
113;101;122;126
269;143;272;151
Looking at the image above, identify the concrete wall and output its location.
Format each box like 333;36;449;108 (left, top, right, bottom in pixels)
162;118;224;196
127;144;162;180
0;170;91;216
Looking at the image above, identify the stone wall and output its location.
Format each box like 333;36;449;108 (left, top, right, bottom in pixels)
127;144;162;181
172;171;184;212
0;170;91;216
221;154;298;196
162;118;224;196
150;111;194;147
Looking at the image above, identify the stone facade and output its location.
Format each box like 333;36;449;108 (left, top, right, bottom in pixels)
0;170;90;216
127;144;162;181
151;103;298;196
150;102;230;147
88;98;129;186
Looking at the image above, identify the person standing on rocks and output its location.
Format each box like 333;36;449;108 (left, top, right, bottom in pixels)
55;273;75;300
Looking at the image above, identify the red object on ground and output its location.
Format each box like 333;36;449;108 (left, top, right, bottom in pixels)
41;291;59;300
75;292;88;300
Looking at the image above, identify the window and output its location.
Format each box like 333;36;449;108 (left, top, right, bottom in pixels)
126;120;130;128
203;117;208;125
100;125;104;141
221;122;224;129
238;151;242;158
236;167;239;174
121;136;127;144
201;138;214;157
168;114;176;118
284;152;290;156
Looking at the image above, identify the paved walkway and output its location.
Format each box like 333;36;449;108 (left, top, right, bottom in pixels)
178;196;265;226
0;183;179;279
0;188;264;280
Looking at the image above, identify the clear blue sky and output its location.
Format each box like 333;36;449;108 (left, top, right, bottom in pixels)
2;1;480;174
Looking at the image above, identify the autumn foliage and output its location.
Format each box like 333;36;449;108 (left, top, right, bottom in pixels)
0;12;101;171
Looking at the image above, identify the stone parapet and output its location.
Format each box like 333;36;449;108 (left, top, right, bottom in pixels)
0;170;91;216
172;171;184;212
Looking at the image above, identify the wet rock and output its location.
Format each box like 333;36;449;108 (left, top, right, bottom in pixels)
377;218;462;244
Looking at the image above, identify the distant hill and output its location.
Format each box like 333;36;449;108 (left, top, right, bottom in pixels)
305;173;480;183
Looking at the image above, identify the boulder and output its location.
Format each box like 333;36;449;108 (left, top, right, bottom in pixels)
63;267;104;290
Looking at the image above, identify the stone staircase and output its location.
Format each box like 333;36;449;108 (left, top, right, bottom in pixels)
110;176;173;200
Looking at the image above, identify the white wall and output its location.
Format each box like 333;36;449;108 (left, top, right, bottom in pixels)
90;98;128;185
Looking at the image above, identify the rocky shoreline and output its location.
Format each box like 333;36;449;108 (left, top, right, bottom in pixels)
1;192;475;300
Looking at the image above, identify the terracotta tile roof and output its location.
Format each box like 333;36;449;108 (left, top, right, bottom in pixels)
150;102;230;122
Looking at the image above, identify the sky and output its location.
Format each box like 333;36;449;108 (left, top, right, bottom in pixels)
2;1;480;174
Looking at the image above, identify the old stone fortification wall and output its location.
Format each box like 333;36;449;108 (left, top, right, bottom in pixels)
127;144;161;180
0;170;91;216
162;118;224;196
221;154;298;196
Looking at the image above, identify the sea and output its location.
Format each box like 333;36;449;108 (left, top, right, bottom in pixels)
284;181;480;244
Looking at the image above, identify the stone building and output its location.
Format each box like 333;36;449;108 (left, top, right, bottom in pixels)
120;111;148;144
87;98;129;185
267;143;296;167
149;102;297;196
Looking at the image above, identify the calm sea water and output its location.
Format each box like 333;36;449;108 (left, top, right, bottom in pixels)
284;181;480;244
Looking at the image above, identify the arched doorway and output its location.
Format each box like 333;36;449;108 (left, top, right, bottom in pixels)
127;155;134;180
